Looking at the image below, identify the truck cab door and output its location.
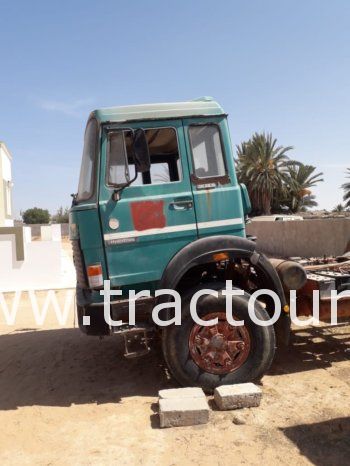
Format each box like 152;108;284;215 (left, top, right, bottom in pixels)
98;119;197;291
183;116;246;238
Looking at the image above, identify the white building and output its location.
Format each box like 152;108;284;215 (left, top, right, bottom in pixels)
0;141;13;226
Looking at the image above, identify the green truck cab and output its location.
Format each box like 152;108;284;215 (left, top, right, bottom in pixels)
70;97;297;391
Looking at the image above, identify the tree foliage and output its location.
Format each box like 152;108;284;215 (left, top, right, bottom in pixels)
22;207;50;224
52;206;69;224
333;203;344;212
342;168;350;208
236;133;323;214
282;163;323;213
236;133;293;215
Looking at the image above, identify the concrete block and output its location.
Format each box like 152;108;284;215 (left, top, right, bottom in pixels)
214;383;262;410
41;224;62;242
159;387;205;399
159;397;209;428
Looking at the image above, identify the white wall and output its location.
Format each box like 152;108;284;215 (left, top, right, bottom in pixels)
0;143;13;227
0;225;76;292
1;148;12;180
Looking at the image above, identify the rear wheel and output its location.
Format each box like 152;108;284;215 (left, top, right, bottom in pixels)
162;283;276;392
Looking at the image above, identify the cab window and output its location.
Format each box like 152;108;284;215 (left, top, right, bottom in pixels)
77;118;98;201
189;124;226;179
107;127;181;186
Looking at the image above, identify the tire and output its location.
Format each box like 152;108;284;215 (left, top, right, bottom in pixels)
162;283;276;392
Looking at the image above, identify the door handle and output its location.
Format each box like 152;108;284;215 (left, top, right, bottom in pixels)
170;200;193;211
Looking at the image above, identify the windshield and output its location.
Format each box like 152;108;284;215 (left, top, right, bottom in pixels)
77;117;98;201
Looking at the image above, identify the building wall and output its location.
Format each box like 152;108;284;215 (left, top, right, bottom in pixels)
0;142;13;227
246;218;350;258
24;223;70;237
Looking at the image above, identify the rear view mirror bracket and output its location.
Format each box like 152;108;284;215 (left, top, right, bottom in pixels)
112;129;150;201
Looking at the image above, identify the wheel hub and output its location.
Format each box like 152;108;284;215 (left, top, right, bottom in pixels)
211;334;225;349
189;312;251;375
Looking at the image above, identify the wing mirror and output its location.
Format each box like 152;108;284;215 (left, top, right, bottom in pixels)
133;129;150;173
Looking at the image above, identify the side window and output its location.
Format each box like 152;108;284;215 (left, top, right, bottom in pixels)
107;127;182;186
77;118;98;201
189;124;226;179
107;131;133;186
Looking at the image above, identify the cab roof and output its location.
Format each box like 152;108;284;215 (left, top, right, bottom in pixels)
92;97;225;123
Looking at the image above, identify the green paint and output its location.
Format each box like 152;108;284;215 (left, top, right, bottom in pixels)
71;98;248;296
93;96;225;124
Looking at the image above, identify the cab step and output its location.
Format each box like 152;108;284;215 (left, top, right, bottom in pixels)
122;326;153;359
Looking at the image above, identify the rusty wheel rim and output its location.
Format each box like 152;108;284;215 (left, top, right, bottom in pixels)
188;312;251;375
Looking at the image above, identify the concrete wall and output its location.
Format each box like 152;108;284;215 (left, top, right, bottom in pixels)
0;142;13;227
26;223;69;237
0;224;75;292
246;218;350;258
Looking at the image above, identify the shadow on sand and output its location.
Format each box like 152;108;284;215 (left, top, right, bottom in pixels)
270;323;350;376
281;417;350;466
0;328;174;410
0;323;349;410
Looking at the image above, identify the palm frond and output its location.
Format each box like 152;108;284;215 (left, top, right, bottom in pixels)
236;134;324;214
342;168;350;207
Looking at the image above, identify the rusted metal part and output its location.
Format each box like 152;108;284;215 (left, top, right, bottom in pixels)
205;189;212;218
296;269;350;320
188;312;251;375
297;295;350;320
269;258;307;291
190;173;231;185
305;259;350;271
123;327;153;358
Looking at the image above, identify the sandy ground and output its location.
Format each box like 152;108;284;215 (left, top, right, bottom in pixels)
0;289;349;466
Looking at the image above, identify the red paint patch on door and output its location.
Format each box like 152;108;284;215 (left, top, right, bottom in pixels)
131;201;166;231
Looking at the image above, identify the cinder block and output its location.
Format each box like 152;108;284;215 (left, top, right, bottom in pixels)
159;387;205;399
214;383;262;410
159;397;209;428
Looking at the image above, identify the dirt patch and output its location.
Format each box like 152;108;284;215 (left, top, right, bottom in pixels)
0;293;349;465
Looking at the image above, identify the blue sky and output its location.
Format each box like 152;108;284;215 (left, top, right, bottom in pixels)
0;0;349;216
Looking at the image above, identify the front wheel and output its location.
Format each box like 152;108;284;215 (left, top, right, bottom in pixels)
162;284;276;392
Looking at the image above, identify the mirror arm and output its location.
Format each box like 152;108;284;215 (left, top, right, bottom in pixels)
112;170;138;201
112;149;138;201
112;128;150;202
112;129;138;201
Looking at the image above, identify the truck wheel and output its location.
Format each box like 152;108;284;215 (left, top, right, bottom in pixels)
162;284;276;392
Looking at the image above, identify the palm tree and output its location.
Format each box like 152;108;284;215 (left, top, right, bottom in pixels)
342;169;350;208
283;163;323;213
236;133;293;214
333;203;344;213
299;194;318;211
